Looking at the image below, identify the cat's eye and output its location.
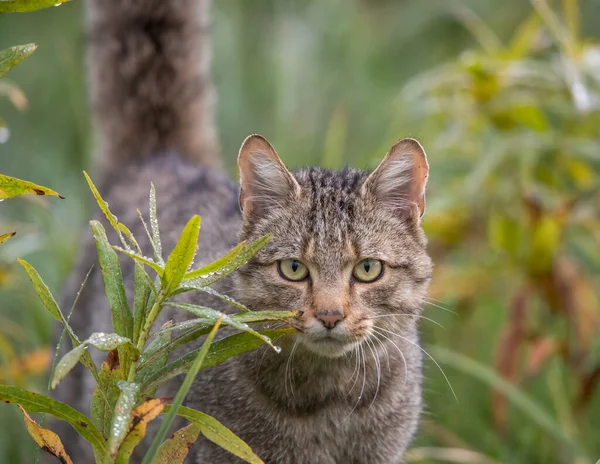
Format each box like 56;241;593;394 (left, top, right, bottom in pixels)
278;259;309;281
352;259;383;283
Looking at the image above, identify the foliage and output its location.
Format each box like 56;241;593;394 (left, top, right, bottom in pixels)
1;0;599;463
0;174;297;463
401;0;599;462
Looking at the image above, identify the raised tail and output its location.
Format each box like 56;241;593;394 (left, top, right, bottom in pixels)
86;0;219;170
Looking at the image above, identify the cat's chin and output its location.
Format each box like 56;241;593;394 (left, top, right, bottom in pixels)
299;336;357;358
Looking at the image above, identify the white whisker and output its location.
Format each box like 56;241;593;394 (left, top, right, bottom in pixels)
370;313;445;329
365;338;381;410
376;326;458;402
372;328;408;388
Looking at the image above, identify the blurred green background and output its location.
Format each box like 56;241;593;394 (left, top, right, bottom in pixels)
1;0;599;462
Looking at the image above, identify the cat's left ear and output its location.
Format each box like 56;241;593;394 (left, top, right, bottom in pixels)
362;138;429;218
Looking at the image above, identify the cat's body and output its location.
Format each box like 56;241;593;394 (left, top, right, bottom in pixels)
55;1;432;462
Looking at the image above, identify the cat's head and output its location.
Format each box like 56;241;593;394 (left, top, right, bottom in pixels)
235;134;432;358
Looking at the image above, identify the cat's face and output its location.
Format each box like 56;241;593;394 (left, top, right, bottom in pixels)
236;135;432;358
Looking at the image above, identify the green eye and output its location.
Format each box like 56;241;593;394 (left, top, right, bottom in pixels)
278;259;309;281
353;259;383;283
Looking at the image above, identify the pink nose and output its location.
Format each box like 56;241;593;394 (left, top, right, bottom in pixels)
316;309;344;329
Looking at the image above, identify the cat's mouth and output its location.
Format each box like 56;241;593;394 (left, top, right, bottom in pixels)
299;327;364;358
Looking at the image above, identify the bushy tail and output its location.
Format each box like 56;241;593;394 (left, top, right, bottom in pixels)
86;0;219;169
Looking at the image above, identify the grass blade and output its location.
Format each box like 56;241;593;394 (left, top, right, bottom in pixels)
141;328;294;394
142;316;223;464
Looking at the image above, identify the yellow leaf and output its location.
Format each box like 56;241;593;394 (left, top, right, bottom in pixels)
17;405;73;464
115;398;168;464
0;173;64;200
0;231;16;244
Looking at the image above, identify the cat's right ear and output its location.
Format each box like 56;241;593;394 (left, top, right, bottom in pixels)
238;134;301;218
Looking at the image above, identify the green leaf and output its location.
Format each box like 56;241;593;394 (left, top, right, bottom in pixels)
91;350;123;439
0;0;71;13
133;262;152;345
141;328;294;394
172;406;263;464
115;398;168;464
153;423;201;463
112;246;164;276
0;44;37;79
135;324;172;393
84;171;139;251
108;381;140;457
0;385;105;454
0;172;62;199
51;333;137;389
17;258;98;377
91;221;133;344
169;302;287;348
183;241;245;279
149;183;163;263
0;231;16;244
179;234;271;291
50;344;86;389
17;405;73;464
142;316;223;464
198;286;253;312
162;215;201;295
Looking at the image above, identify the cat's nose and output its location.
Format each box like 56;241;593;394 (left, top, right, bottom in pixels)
316;309;344;329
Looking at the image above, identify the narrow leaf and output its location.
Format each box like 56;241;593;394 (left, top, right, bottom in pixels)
18;258;98;377
149;183;163;262
169;303;282;348
108;381;141;456
173;406;263;464
142;316;223;464
0;172;62;199
183;241;245;279
84;171;139;251
133;262;152;344
0;0;71;13
163;215;201;295
0;231;16;244
112;246;164;276
0;385;105;454
17;405;73;464
141;328;294;394
179;234;271;291
91;221;133;343
153;423;201;463
51;333;137;390
0;44;37;79
50;344;86;389
135;324;172;391
115;398;168;464
91;350;123;439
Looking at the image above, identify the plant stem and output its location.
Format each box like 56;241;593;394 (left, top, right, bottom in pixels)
126;290;167;383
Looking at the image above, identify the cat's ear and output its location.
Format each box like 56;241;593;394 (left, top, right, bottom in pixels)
238;134;301;217
362;138;429;218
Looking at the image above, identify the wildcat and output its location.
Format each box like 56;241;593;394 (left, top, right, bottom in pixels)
54;0;433;462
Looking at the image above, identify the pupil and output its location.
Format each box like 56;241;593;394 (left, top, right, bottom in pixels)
291;261;299;273
364;262;371;273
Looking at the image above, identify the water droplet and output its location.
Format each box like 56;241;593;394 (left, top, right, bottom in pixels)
0;127;10;144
